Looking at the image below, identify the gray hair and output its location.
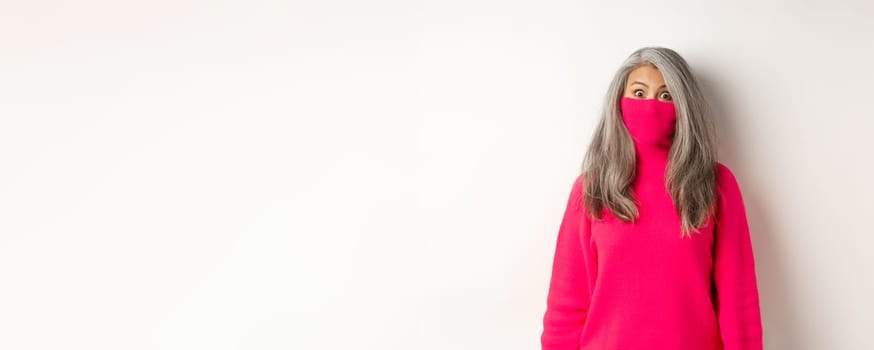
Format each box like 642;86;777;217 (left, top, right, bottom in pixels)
580;46;718;238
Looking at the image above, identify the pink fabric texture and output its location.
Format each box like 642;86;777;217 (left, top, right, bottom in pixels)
541;98;764;349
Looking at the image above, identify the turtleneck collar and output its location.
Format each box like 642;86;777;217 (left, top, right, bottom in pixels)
619;97;677;179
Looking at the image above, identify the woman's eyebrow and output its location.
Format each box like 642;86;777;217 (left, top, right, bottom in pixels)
630;81;666;89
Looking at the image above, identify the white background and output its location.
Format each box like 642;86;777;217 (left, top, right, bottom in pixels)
1;1;872;349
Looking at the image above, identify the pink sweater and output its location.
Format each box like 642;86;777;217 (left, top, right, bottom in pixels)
540;141;764;349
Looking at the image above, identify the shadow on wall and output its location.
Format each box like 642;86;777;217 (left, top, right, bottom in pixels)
697;65;803;350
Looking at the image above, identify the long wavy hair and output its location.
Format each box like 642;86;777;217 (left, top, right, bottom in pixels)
581;46;718;238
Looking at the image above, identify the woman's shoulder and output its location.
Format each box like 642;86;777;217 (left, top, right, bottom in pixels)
714;161;745;204
715;161;739;187
573;172;585;188
571;172;587;199
561;173;586;211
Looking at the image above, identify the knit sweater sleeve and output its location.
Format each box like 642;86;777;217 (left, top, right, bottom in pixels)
713;163;765;350
541;174;594;350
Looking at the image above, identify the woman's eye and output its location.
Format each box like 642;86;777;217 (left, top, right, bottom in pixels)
660;92;672;100
633;90;644;97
